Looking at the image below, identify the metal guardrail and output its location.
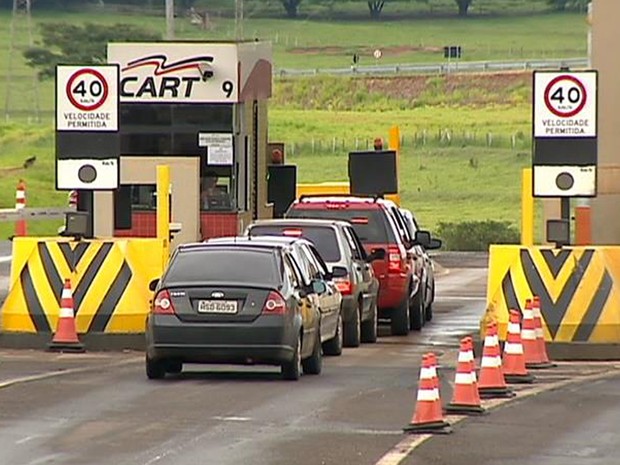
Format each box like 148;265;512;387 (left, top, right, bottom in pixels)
0;207;74;222
275;57;589;77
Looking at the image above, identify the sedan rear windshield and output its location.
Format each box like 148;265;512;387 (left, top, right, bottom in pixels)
249;225;341;262
164;249;280;286
287;208;395;244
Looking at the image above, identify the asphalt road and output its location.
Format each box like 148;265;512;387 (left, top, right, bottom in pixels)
405;374;620;465
1;255;619;465
0;266;483;465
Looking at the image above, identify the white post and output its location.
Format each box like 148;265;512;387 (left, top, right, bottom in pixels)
165;0;175;40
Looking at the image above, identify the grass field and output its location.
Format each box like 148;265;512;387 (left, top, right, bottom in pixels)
0;6;584;240
0;8;586;118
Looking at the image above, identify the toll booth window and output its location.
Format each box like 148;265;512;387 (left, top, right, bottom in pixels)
120;103;233;156
131;185;157;210
200;169;236;212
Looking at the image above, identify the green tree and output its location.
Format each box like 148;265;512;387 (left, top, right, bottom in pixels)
367;1;385;19
281;0;303;17
547;0;589;11
455;0;473;17
23;22;161;80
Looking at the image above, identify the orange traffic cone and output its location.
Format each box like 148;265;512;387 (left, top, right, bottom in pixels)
521;299;546;368
446;337;486;415
404;353;452;434
503;310;534;384
47;279;85;353
478;322;515;399
15;179;27;237
532;296;556;368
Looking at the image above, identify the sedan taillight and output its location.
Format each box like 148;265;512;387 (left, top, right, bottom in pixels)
152;289;175;315
388;245;406;273
334;278;352;295
262;291;287;315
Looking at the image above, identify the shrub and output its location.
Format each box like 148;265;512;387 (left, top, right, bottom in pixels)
436;220;520;251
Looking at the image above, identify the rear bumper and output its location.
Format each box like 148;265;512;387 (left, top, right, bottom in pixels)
146;315;298;365
147;344;295;365
377;273;409;311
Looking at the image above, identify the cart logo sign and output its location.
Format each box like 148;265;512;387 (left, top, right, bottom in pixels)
56;65;119;132
533;71;598;138
107;43;239;103
121;55;215;99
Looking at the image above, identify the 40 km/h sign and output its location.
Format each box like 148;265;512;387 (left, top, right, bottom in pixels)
534;71;597;138
56;65;119;132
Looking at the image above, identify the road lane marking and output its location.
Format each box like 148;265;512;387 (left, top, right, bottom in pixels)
0;256;11;263
16;435;39;445
0;356;142;390
374;365;620;465
212;416;252;422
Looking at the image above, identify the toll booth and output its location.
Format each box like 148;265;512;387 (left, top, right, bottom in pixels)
85;41;274;248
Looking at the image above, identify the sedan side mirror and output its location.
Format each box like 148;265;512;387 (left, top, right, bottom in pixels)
366;248;386;262
311;279;327;295
331;266;349;278
427;238;443;250
148;278;159;292
414;230;432;248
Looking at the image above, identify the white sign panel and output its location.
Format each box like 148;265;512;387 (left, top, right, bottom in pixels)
56;158;119;190
534;71;597;138
107;43;239;103
199;133;234;165
56;65;119;131
533;165;596;197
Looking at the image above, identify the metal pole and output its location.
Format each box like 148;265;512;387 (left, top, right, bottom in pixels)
561;197;571;245
235;0;243;41
165;0;175;40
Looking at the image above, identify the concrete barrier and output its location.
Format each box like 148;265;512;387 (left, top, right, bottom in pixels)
0;237;165;350
483;245;620;359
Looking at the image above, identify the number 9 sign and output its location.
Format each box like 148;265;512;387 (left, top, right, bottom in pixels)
66;68;109;111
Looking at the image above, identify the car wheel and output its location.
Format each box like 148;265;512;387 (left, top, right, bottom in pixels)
323;313;343;356
282;333;302;381
166;360;183;374
146;355;166;380
343;300;361;348
302;332;323;375
391;297;410;336
361;300;378;343
410;289;424;331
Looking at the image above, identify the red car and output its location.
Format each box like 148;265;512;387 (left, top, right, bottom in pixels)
287;195;438;336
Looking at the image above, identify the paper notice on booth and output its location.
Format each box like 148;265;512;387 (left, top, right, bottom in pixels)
199;133;233;165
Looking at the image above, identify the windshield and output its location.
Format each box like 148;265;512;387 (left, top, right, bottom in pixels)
248;225;342;262
164;248;280;286
287;208;395;244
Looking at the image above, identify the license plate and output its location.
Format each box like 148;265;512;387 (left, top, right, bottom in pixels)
197;300;238;314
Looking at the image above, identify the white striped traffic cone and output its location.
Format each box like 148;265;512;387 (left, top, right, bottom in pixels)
47;279;85;353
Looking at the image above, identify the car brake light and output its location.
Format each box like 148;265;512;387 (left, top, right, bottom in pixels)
334;278;352;295
262;291;287;315
388;245;405;273
350;217;369;224
326;203;347;209
153;289;175;315
283;229;303;237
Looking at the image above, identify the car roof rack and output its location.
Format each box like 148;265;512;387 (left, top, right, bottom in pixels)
298;193;384;202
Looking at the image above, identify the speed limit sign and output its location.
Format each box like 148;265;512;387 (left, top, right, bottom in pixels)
533;71;597;138
56;65;119;131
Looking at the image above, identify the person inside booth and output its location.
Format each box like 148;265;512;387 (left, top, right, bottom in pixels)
200;171;232;211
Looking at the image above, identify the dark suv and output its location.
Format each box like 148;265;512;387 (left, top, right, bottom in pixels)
286;195;438;336
245;219;382;347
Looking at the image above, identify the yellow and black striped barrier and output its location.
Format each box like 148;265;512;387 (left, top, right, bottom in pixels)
1;237;165;346
483;245;620;358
